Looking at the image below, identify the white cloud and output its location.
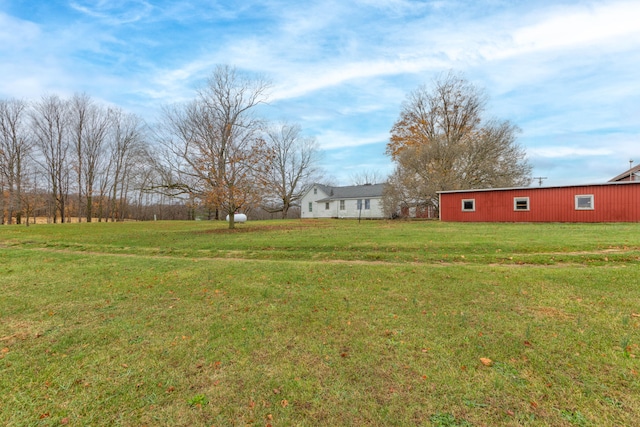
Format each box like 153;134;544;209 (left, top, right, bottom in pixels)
0;12;40;48
69;0;153;24
529;146;613;159
315;129;388;150
484;1;640;60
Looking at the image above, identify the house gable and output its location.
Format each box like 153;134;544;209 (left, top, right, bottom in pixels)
300;183;385;219
609;165;640;182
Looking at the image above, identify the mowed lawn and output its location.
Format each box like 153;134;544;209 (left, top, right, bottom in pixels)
1;220;639;426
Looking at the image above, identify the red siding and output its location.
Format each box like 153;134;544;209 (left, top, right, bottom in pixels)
440;182;640;222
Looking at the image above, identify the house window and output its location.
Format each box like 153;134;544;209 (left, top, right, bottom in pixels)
575;195;594;210
514;197;529;211
357;199;363;210
339;200;345;210
308;202;313;212
325;202;330;210
364;199;370;210
462;199;475;212
313;188;317;195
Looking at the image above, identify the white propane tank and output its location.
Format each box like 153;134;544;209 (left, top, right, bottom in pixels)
226;213;247;223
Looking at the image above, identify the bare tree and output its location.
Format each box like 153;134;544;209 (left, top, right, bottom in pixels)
385;72;531;216
349;169;386;186
31;94;71;223
157;65;271;229
106;108;147;221
69;93;111;222
381;165;416;218
263;122;322;218
81;104;112;222
0;98;32;224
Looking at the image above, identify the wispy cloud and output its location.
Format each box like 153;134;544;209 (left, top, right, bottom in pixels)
530;147;614;159
69;0;153;24
0;12;40;48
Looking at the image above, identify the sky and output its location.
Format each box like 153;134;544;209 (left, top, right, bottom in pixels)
1;0;639;186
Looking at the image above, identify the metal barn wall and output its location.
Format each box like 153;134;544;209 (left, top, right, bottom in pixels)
440;182;640;222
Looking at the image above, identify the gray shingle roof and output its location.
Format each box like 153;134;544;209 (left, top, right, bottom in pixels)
314;183;385;201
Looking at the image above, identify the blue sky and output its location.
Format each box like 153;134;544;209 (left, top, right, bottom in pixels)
1;0;639;186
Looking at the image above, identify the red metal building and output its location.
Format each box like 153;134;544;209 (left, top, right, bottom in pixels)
438;181;640;222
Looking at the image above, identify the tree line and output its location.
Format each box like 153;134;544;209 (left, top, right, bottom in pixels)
1;66;532;226
0;65;323;227
0;93;157;225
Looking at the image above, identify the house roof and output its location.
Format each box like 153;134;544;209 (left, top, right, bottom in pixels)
313;183;385;201
608;165;640;182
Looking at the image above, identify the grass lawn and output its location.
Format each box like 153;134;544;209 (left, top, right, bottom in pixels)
1;220;639;426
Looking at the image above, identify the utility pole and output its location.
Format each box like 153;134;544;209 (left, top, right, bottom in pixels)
533;176;547;186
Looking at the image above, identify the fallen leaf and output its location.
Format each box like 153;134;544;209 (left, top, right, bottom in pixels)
281;399;289;408
480;357;493;366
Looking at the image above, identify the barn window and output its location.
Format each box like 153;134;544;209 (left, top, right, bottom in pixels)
308;202;313;212
339;200;345;210
325;202;330;210
575;195;594;210
462;199;475;212
314;188;317;195
514;197;529;211
364;199;370;210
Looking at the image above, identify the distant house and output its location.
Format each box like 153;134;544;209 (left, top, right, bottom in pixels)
438;181;640;222
609;165;640;182
300;183;385;219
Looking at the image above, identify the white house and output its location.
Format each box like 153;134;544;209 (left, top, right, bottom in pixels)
300;183;386;219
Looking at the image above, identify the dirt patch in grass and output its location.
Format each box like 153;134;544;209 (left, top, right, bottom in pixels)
196;223;329;234
0;320;47;345
528;306;573;320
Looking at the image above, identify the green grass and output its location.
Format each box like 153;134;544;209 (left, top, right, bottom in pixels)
1;220;639;426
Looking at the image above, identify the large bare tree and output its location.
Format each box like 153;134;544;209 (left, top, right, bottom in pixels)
158;65;271;228
385;72;531;217
263;122;322;218
0;98;32;224
31;94;71;223
81;103;112;222
106;108;148;221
